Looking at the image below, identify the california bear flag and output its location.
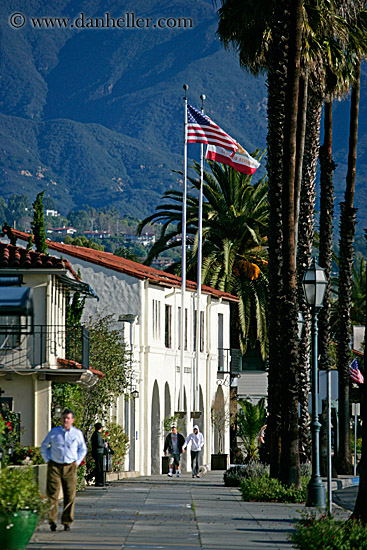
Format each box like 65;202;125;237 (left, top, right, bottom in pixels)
206;143;260;175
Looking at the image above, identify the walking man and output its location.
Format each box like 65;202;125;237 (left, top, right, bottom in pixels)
163;424;185;478
183;425;204;478
41;408;87;532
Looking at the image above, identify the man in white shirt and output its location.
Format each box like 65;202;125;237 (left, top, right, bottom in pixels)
183;425;204;478
41;408;87;532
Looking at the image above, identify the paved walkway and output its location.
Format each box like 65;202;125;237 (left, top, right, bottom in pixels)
28;471;304;550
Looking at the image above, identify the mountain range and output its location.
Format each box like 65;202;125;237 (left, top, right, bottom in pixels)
0;0;366;233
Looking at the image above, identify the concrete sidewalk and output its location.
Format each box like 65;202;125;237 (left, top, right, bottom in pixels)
27;471;347;550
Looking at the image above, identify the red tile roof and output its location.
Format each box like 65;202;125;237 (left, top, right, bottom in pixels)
0;241;78;278
3;228;238;302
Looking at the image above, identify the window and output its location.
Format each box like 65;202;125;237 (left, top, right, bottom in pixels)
193;311;205;352
152;300;161;340
200;311;205;352
178;307;188;350
218;313;224;370
165;305;172;348
0;316;20;349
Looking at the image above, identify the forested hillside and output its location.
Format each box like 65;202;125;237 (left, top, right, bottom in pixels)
0;0;366;229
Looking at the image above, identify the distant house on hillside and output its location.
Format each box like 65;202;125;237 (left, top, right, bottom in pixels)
0;238;99;447
45;209;60;217
3;228;237;476
83;230;111;239
47;226;77;237
121;232;155;247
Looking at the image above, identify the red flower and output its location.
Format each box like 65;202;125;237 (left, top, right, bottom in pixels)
80;459;86;466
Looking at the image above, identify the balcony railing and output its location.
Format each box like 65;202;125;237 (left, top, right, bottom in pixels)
0;325;89;370
217;348;242;374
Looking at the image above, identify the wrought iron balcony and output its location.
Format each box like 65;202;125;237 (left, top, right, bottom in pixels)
0;325;89;370
217;348;242;374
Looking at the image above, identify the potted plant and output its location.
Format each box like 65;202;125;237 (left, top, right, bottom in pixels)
210;396;230;470
0;467;48;550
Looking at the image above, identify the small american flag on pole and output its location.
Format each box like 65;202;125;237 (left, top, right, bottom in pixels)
349;358;364;384
187;104;238;152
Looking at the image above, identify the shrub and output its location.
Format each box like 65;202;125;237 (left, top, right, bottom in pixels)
10;446;45;466
240;473;308;503
77;462;86;491
224;462;269;487
103;422;129;472
291;513;367;549
0;467;48;519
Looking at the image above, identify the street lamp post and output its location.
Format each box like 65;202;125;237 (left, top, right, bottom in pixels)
302;257;327;508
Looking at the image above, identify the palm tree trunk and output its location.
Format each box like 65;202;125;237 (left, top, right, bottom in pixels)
266;7;288;479
352;230;367;520
318;98;337;370
318;98;337;476
337;60;361;474
294;73;308;255
278;0;303;489
296;86;324;464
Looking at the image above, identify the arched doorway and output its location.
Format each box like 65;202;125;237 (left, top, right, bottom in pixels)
151;381;161;474
213;385;225;454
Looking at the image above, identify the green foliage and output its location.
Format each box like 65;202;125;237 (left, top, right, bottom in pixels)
77;463;86;491
52;314;131;440
26;234;33;250
64;235;104;251
139;158;269;356
240;473;309;503
102;422;129;472
223;462;269;487
66;291;85;327
291;513;367;549
10;446;45;466
31;191;47;254
0;467;49;518
236;397;266;462
114;246;139;262
163;414;186;434
6;195;32;227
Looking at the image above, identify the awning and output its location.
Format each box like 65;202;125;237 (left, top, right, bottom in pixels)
0;287;33;315
57;275;99;300
0;287;33;334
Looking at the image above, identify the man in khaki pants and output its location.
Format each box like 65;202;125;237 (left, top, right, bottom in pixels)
41;409;87;532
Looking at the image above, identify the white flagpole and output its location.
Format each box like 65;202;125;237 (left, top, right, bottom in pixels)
194;94;205;413
180;84;189;413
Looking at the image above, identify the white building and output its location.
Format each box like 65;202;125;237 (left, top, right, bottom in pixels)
0;238;99;447
3;229;237;475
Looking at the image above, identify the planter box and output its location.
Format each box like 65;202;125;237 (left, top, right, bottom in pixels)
162;456;169;474
211;454;229;471
0;511;38;550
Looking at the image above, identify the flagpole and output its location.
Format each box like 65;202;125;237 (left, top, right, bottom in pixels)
179;84;189;413
194;94;205;413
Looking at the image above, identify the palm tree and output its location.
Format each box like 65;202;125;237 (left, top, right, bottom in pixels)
337;58;362;474
236;397;266;462
138;159;269;356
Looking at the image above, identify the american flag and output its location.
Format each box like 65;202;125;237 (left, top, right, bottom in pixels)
349;358;364;384
187;104;238;152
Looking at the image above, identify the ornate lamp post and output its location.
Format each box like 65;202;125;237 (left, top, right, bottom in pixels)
302;258;327;508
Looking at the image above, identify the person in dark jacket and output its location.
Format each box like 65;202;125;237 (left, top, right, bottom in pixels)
90;422;107;486
163;424;185;478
